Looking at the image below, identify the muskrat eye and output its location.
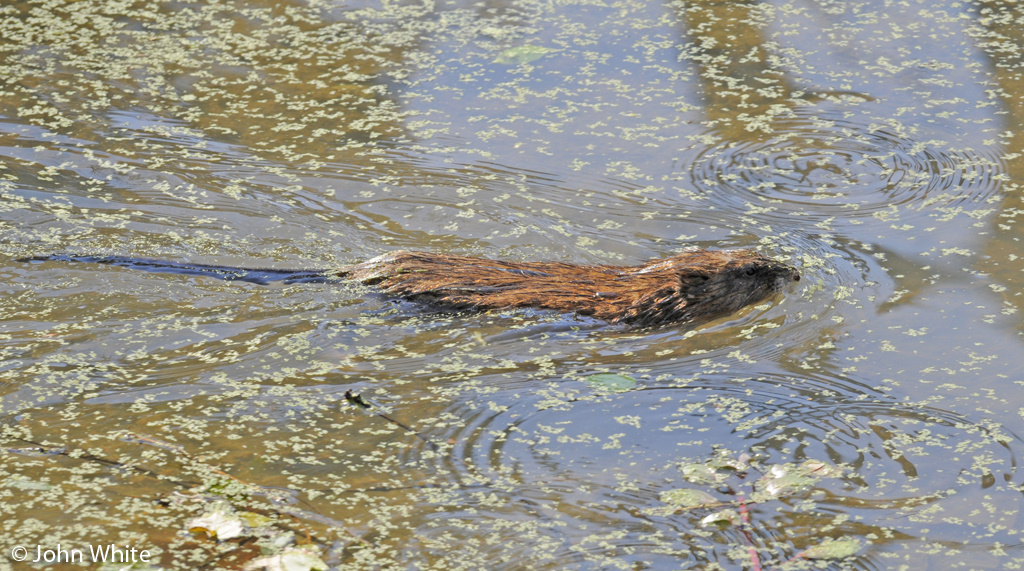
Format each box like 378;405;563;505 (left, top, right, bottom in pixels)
744;266;757;276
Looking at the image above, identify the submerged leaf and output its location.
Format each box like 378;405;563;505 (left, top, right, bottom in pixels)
678;452;750;485
493;45;560;65
238;511;274;528
3;478;52;491
586;373;637;392
708;454;750;472
700;508;742;528
798;459;843;478
679;462;727;485
802;538;862;560
754;459;842;500
243;547;328;571
187;502;245;541
660;488;719;508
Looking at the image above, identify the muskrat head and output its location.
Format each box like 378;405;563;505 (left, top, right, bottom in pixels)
621;249;800;326
680;250;800;321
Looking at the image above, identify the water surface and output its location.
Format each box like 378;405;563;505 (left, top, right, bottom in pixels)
2;0;1024;569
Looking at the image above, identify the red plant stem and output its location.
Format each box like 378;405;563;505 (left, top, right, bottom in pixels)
737;495;762;571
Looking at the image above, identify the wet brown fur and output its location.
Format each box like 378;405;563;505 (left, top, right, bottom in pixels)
338;249;799;327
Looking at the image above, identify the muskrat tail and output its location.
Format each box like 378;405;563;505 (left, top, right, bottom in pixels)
16;254;334;285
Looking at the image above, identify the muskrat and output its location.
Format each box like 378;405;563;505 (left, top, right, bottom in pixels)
19;249;799;327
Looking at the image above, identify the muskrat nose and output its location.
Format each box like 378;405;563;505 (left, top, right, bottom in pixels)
793;273;800;281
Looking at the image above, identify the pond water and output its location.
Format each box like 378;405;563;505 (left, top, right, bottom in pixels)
2;0;1023;569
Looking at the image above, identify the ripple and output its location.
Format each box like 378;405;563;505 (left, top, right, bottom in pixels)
403;373;1023;569
689;107;1004;221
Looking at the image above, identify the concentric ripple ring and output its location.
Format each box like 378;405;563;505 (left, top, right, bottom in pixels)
689;109;1004;220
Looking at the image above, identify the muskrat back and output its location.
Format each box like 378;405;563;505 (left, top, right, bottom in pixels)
20;249;799;327
338;249;799;327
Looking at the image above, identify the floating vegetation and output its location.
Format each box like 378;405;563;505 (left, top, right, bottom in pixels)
492;45;561;65
650;455;859;566
2;0;1024;569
